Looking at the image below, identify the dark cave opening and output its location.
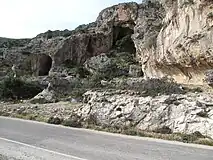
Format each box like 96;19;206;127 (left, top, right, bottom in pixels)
113;26;134;42
38;54;52;76
113;26;136;54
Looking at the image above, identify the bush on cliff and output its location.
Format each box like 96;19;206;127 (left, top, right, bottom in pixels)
0;76;42;101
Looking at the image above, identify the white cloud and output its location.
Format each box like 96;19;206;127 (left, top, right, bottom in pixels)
0;0;141;38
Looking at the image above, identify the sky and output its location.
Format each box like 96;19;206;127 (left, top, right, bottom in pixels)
0;0;141;38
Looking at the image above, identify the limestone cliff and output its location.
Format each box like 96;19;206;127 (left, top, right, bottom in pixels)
1;0;213;85
0;3;139;77
138;0;213;85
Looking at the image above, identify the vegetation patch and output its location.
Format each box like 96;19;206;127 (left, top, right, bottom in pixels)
197;111;209;118
181;0;195;8
104;77;185;97
0;76;42;101
14;113;47;122
47;116;63;125
207;12;213;19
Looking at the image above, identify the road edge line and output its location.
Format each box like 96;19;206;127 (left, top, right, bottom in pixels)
0;137;88;160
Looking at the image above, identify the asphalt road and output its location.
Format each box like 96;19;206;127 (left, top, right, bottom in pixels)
0;116;213;160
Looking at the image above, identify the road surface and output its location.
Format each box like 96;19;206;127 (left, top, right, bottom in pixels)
0;116;213;160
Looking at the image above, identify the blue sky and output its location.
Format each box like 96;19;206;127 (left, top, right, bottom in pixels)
0;0;141;38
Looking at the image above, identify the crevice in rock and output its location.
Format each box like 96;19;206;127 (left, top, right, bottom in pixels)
87;37;94;55
185;14;190;36
38;54;52;76
116;107;122;111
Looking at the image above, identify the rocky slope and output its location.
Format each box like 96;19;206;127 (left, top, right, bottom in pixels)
1;90;213;139
1;0;212;85
0;2;139;78
1;0;213;141
78;90;213;138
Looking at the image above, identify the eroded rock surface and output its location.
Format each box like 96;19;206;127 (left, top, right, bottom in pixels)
75;90;213;138
1;1;213;85
2;90;213;138
138;0;213;84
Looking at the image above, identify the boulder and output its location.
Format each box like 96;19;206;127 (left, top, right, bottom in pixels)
84;53;116;75
30;87;57;104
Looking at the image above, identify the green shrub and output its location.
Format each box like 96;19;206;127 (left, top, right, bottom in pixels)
181;134;199;143
181;0;195;8
0;76;42;100
207;12;213;19
180;131;205;143
110;52;137;76
153;126;172;134
197;111;209;118
110;77;185;97
137;78;185;96
195;139;213;146
62;114;82;128
47;116;62;125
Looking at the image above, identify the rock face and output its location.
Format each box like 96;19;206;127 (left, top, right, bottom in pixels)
0;2;139;77
138;0;213;84
84;53;115;75
76;90;213;138
52;2;139;71
1;1;213;86
132;0;165;63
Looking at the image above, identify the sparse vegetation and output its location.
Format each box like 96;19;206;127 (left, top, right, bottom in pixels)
105;77;185;97
87;125;213;146
204;70;213;87
181;0;195;8
197;111;209;118
0;76;42;101
47;116;62;125
133;77;185;96
110;52;137;75
0;37;30;49
36;29;73;39
62;114;83;128
195;139;213;146
207;12;213;19
14;113;47;122
153;126;172;134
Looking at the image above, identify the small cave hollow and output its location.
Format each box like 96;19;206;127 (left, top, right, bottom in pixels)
38;54;52;76
116;107;122;112
113;26;136;54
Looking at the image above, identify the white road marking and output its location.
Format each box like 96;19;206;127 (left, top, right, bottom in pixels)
0;137;88;160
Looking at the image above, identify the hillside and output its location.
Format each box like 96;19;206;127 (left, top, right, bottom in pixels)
1;0;213;145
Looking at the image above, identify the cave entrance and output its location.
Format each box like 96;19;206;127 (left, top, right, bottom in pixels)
113;26;136;54
38;54;52;76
